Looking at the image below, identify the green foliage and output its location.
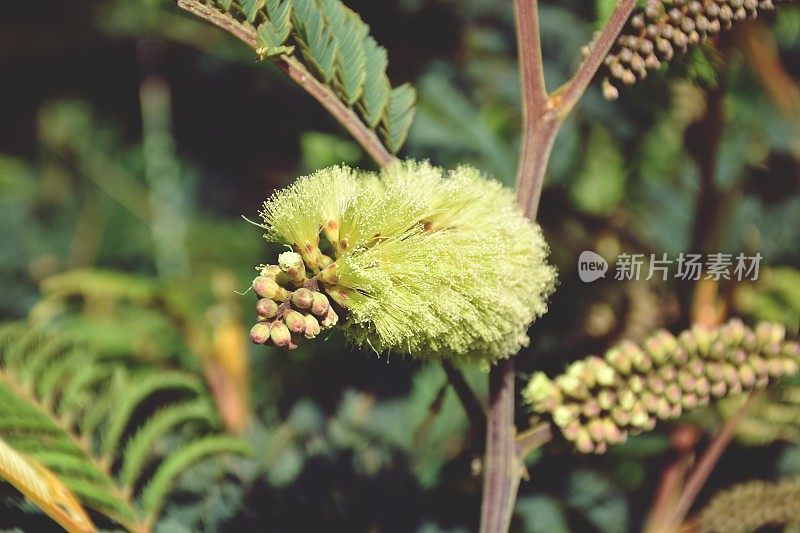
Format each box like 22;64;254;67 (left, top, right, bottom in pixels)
0;323;249;531
203;0;417;154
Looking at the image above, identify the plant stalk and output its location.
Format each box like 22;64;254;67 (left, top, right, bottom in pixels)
480;2;637;531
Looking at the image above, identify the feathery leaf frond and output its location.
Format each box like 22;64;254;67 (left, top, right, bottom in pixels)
0;323;249;532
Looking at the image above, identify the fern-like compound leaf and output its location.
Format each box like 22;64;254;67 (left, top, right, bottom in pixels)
0;324;249;532
359;37;390;127
181;0;417;155
0;436;95;533
380;84;417;153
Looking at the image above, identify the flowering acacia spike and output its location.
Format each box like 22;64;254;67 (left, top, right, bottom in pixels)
600;0;791;100
523;319;800;453
699;478;800;532
249;161;558;367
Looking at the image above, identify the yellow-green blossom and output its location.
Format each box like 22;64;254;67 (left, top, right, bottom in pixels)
254;160;558;368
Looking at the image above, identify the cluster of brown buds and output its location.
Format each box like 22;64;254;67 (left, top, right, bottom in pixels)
699;478;800;532
248;251;339;349
525;319;800;454
600;0;780;100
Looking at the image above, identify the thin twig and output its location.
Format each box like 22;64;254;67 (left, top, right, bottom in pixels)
176;0;395;167
442;361;487;436
664;393;757;531
553;0;637;117
514;422;553;461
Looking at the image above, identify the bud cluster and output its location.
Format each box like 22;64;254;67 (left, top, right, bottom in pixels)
249;251;339;350
699;478;800;532
600;0;781;100
524;319;799;453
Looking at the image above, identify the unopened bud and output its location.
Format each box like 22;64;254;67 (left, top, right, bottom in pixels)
291;288;314;309
606;347;632;374
253;276;290;301
582;399;601;419
270;321;291;347
576;428;595;454
587;419;605;442
556;375;589;400
256;298;279;319
598;389;617;411
285;310;306;334
755;322;786;348
303;314;321;339
525;373;556;405
250;322;271;344
553;404;579;428
739;364;757;388
311;292;330;317
612;407;631;426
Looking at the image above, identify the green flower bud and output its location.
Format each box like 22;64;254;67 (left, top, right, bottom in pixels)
553;404;579;428
710;380;727;398
693;325;713;356
285;310;306;334
755;322;785;348
603;418;625;444
782;342;799;359
250;322;271;344
665;383;682;404
582;399;601;419
767;358;785;378
679;330;699;355
588;419;605;442
270;321;291;347
672;347;689;366
629;375;645;394
647;374;666;394
655;397;672;419
612;407;631;426
597;389;617;411
303;314;321;339
739;364;757;388
291;288;314;309
278;251;307;283
253;276;290;301
311;292;330;317
782;358;799;375
563;420;581;441
556;375;589;400
682;393;699;410
688;359;705;377
630;403;651;428
256;298;279;319
524;373;557;408
606;347;632;375
575;428;595;454
728;349;747;365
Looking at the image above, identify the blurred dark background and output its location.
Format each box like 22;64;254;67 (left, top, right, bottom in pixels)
1;0;800;531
